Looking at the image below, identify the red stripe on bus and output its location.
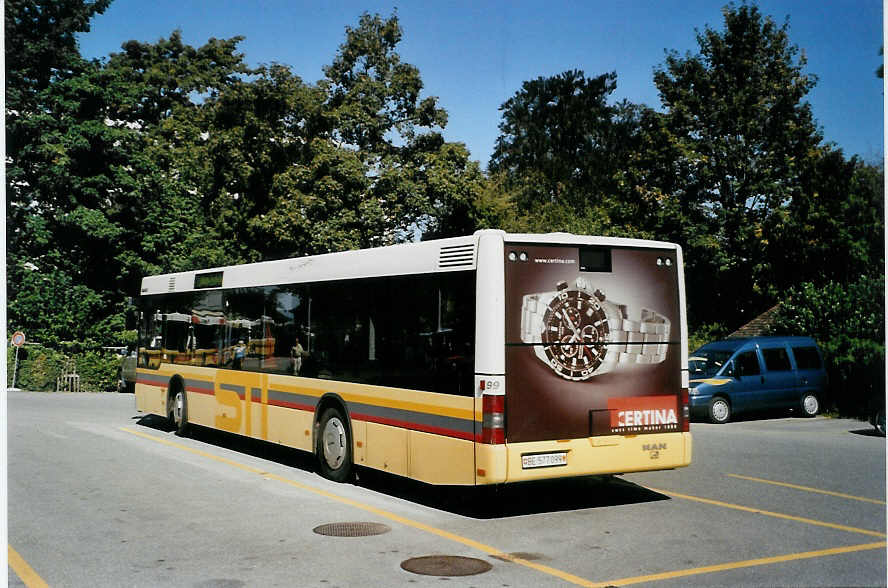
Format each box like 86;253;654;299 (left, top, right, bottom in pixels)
139;378;475;441
351;412;476;441
136;379;165;387
186;386;215;394
267;399;316;412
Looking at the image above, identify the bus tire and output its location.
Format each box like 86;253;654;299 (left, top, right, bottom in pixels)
800;393;819;417
170;384;189;436
708;396;731;424
316;407;352;482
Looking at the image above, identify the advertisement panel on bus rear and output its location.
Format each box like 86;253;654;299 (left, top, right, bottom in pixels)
505;243;682;443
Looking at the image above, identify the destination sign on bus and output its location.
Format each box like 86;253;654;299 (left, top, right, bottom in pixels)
194;271;224;289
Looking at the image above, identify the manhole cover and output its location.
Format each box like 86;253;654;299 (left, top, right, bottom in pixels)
312;522;391;537
400;555;493;577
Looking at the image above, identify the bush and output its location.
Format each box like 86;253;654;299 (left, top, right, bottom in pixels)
769;274;885;416
7;344;120;392
688;322;731;353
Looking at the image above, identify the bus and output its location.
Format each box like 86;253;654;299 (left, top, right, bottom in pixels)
134;230;692;484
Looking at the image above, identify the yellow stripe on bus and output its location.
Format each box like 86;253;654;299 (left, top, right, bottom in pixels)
148;366;475;421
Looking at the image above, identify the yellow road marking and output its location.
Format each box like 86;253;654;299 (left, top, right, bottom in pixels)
9;546;50;588
121;427;599;587
604;542;887;587
122;427;886;587
646;486;886;538
727;473;887;505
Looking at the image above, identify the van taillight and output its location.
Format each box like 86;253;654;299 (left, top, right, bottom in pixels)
482;393;505;444
680;388;690;432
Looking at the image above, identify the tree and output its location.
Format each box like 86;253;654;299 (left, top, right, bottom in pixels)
653;3;823;326
770;275;885;416
204;13;484;257
6;10;251;344
320;13;455;246
489;70;622;207
5;0;111;110
765;149;884;293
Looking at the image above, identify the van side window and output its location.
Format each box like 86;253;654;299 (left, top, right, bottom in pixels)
792;346;822;370
761;347;792;372
736;351;761;376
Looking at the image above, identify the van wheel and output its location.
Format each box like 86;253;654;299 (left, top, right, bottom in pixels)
709;397;731;424
800;393;819;417
316;407;352;482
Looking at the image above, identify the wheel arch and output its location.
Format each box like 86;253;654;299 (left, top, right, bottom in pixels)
712;391;731;405
166;374;187;416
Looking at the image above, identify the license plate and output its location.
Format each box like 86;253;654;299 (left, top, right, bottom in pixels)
521;452;567;469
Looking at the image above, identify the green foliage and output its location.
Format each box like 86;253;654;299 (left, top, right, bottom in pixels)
6;0;884;366
489;70;619;205
6;345;119;392
8;5;486;346
5;0;111;108
769;275;885;416
688;323;731;354
654;2;823;327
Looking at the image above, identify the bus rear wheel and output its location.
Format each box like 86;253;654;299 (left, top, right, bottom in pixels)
316;407;352;482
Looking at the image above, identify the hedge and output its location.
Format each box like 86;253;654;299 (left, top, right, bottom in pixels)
769;274;885;417
7;345;120;392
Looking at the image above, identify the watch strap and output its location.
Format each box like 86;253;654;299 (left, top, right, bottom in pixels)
520;290;671;373
604;308;671;366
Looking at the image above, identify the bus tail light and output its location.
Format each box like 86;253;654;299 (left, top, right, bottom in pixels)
482;393;505;444
680;388;690;432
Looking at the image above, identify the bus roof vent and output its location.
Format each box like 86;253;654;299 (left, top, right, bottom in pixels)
168;276;176;292
438;243;475;269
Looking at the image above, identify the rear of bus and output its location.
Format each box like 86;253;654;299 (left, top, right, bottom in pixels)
474;231;691;484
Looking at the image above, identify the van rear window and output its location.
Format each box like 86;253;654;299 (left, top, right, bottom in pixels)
792;346;822;370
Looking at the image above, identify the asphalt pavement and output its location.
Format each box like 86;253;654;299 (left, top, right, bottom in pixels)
8;391;886;587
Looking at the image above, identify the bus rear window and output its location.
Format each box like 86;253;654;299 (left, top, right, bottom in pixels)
579;247;611;272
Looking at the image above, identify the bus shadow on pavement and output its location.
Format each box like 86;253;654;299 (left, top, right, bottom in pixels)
133;415;319;473
355;469;670;519
133;415;669;518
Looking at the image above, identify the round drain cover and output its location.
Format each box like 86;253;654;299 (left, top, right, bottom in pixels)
400;555;493;577
312;522;391;537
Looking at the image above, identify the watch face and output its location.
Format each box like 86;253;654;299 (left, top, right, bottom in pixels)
541;289;610;380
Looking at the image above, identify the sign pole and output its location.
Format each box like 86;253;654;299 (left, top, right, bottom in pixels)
11;346;19;389
10;332;25;390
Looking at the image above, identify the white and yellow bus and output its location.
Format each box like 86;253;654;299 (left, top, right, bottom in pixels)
135;230;691;484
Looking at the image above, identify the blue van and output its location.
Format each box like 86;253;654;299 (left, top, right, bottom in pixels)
689;336;827;424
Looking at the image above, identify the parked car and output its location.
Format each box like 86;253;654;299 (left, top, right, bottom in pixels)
689;336;827;424
117;349;138;394
870;410;886;436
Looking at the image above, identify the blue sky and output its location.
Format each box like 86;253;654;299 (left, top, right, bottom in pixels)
77;0;884;167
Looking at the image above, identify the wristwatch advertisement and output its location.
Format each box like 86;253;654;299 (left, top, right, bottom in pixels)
505;243;681;442
520;278;670;381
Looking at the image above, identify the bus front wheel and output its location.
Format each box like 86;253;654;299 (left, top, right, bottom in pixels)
316;407;353;482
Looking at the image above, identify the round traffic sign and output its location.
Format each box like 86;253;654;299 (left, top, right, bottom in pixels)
11;331;25;347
